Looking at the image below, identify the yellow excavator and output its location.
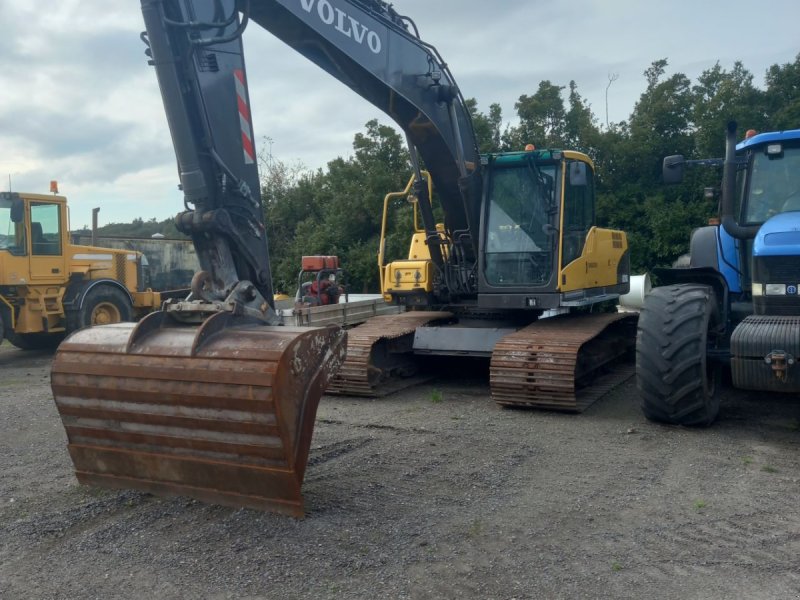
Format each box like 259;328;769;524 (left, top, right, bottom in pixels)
51;0;633;516
328;153;634;411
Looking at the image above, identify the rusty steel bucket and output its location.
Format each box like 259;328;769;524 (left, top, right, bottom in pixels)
51;311;346;517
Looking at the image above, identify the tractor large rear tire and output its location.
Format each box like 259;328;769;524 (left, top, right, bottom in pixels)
636;284;720;426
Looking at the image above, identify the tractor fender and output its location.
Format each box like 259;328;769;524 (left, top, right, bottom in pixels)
652;266;730;333
63;278;134;313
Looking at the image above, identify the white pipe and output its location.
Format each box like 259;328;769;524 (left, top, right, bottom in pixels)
619;274;651;310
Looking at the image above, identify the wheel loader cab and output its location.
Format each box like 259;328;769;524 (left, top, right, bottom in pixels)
0;191;160;341
28;198;68;281
0;193;68;285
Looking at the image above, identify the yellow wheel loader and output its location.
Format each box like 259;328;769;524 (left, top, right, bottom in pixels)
0;191;162;350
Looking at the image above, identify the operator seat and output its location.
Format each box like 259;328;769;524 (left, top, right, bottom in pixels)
30;222;58;255
30;222;44;254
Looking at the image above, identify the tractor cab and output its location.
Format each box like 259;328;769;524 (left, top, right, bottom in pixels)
736;130;800;316
737;130;800;224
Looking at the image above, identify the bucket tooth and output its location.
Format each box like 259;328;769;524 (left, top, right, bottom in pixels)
51;311;346;516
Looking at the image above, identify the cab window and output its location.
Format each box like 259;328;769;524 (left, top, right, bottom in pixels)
0;196;26;256
744;144;800;223
561;160;594;267
30;202;62;256
484;163;556;286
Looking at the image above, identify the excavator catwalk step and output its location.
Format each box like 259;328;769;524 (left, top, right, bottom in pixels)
51;311;346;516
326;311;452;396
491;312;637;412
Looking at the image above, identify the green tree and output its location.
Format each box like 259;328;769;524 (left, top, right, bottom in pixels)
628;59;694;187
564;80;601;157
692;61;767;158
594;59;699;271
764;53;800;129
506;80;567;149
466;98;503;153
263;120;412;294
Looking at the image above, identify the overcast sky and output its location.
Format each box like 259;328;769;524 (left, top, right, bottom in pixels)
1;1;798;227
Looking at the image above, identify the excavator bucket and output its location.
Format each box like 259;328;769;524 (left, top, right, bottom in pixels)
50;311;346;517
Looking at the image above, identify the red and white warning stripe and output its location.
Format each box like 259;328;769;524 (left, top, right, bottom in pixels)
234;69;255;165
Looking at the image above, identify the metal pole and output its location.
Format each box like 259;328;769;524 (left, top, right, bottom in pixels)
91;207;100;246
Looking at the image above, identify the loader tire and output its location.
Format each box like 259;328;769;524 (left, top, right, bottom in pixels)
0;312;4;344
636;284;720;427
6;331;64;351
67;285;133;332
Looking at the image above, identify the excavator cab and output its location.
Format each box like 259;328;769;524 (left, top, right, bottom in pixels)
381;150;629;311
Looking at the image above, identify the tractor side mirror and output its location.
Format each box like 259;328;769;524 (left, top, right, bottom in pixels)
10;198;24;223
662;155;685;184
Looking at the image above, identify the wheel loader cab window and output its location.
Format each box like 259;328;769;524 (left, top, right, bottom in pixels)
485;163;555;286
744;144;800;223
0;197;26;256
29;202;62;256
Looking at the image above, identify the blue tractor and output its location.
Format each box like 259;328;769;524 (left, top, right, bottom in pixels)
637;122;800;425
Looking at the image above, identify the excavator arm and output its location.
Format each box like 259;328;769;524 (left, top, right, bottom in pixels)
140;0;277;319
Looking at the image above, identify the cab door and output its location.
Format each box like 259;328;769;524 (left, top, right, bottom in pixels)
28;200;67;282
0;194;29;286
560;159;594;269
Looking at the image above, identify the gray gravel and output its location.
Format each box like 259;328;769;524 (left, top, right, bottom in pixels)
1;342;799;599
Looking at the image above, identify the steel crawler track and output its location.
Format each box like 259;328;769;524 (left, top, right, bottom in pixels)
490;312;637;412
326;311;451;396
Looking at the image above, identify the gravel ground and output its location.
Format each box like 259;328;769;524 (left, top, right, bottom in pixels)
1;342;799;599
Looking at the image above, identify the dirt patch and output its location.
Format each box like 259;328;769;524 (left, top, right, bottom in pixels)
1;343;799;599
